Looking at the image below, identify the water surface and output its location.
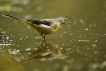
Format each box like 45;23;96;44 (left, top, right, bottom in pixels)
0;0;106;71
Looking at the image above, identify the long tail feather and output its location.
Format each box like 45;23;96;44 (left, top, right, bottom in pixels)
3;14;21;20
3;14;29;23
3;14;37;28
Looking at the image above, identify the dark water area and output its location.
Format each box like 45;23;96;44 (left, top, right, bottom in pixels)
0;0;106;71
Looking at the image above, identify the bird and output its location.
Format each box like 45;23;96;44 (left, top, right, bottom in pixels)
3;14;71;40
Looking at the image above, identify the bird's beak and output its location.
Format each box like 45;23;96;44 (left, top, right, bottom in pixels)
66;19;71;24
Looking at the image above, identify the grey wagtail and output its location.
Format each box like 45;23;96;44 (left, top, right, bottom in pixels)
3;14;71;40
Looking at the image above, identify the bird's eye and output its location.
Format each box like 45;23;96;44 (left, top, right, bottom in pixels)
64;18;67;20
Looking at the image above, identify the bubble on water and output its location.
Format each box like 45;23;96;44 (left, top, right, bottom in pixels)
99;61;106;69
94;58;98;61
102;61;106;66
92;34;94;35
70;34;73;35
55;45;59;47
60;35;63;36
62;44;65;46
98;29;101;31
33;69;40;71
47;49;50;51
66;43;69;45
20;55;24;59
79;36;81;37
80;52;83;54
78;40;89;42
19;37;23;40
50;41;53;42
60;48;63;50
93;23;96;27
87;48;90;50
35;37;39;39
12;7;18;12
89;24;92;27
10;34;13;36
23;0;29;5
16;45;19;47
62;65;69;71
74;46;76;47
89;63;100;69
36;43;38;44
67;24;70;27
79;19;84;23
38;37;41;39
27;26;31;29
96;34;98;35
66;48;71;51
84;53;88;56
89;61;106;69
92;44;96;47
0;5;12;12
36;6;42;12
94;51;98;54
11;0;29;5
25;48;31;51
95;40;98;42
26;36;28;37
33;40;35;42
33;48;38;50
64;31;67;34
11;49;20;55
7;49;19;55
85;28;88;30
46;47;49;48
105;55;106;58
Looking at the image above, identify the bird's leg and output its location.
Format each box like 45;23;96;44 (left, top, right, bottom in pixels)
43;34;46;41
41;33;46;41
41;33;43;38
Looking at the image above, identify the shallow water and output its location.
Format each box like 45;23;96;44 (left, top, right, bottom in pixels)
0;0;106;71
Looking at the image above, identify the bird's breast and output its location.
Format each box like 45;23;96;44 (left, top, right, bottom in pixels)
52;22;60;29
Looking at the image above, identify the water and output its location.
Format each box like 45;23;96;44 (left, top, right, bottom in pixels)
0;0;106;71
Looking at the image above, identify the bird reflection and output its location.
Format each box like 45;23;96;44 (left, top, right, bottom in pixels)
26;40;70;61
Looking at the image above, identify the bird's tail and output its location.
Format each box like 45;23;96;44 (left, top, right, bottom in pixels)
3;14;22;20
3;14;37;29
3;14;28;23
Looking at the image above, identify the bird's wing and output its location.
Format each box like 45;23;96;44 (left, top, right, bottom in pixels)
27;19;52;26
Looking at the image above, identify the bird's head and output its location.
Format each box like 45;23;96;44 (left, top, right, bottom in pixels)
57;17;71;24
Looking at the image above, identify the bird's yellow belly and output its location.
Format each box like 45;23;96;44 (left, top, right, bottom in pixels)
36;28;56;34
36;23;60;34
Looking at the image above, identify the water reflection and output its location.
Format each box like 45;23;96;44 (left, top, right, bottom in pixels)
26;40;70;61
